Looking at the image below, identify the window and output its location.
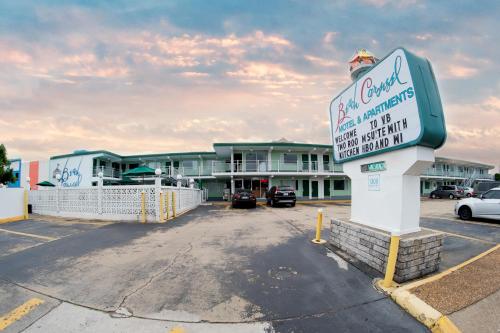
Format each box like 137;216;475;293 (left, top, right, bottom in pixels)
334;180;345;190
283;154;297;164
425;181;430;189
182;160;194;168
483;190;500;199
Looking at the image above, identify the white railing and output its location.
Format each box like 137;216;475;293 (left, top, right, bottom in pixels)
211;160;344;173
29;185;202;222
93;167;121;178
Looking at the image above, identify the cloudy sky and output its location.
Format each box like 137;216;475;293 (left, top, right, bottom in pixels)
1;0;499;170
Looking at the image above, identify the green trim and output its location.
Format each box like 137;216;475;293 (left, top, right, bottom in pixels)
50;150;121;160
51;150;216;160
122;152;216;160
213;142;331;148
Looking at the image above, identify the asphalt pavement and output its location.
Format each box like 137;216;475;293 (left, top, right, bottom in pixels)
0;204;428;332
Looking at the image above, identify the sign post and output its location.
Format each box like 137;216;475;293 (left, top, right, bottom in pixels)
328;48;446;284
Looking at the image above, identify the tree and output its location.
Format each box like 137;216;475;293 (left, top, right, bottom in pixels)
495;173;500;181
0;144;16;185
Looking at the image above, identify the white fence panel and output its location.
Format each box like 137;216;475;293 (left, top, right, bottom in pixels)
29;188;57;215
30;185;202;222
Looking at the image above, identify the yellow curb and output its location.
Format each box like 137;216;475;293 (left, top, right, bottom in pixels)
0;215;25;224
378;245;500;332
378;282;461;332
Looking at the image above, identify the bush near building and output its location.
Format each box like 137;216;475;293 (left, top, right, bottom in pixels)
0;144;16;185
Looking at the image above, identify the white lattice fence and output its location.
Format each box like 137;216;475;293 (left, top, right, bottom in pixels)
29;185;202;222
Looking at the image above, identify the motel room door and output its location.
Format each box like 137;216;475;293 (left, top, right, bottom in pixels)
302;180;309;197
311;181;319;198
324;179;331;197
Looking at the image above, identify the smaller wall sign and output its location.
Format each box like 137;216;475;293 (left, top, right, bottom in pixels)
368;174;380;191
361;161;386;173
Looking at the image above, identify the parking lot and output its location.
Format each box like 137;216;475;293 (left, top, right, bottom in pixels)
0;200;498;332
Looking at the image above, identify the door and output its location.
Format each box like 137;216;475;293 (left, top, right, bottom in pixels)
311;181;318;198
475;190;500;217
311;154;318;171
324;179;330;197
323;155;330;171
234;153;242;172
302;180;309;197
302;154;309;172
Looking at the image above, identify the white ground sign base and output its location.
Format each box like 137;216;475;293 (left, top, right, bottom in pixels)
343;146;434;235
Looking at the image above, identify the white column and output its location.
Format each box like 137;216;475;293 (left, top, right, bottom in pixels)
230;177;235;196
268;149;272;171
308;153;312;172
343;146;434;235
318;178;324;199
98;172;103;215
309;178;312;200
230;148;234;174
155;173;162;222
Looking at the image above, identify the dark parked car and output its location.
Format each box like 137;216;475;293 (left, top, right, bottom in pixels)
429;185;465;199
231;189;257;208
266;186;296;207
473;181;500;197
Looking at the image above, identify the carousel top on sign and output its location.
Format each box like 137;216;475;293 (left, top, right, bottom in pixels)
349;49;379;81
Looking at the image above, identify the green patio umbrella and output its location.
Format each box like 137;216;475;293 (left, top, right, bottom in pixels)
122;166;156;184
36;181;55;187
118;176;140;185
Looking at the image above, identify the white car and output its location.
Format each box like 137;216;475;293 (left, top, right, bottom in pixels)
455;187;500;220
459;186;474;198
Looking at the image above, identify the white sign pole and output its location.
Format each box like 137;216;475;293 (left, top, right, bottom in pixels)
343;146;434;235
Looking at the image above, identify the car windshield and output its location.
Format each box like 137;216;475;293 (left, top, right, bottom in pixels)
278;186;294;191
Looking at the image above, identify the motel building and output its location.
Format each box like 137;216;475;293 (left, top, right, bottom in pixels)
8;139;495;200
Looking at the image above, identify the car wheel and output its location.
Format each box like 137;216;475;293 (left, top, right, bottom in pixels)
458;206;472;220
448;194;455;199
271;199;275;207
466;193;472;198
291;202;296;207
431;193;437;199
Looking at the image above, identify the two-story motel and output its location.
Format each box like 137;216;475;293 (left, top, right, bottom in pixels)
14;139;495;200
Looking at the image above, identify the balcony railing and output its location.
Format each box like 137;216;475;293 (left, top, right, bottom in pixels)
93;167;121;179
212;160;344;174
422;169;494;179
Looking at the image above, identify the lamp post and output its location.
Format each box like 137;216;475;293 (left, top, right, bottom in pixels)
55;173;61;213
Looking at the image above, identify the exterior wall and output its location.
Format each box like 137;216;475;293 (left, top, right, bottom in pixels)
49;154;97;187
0;188;24;220
331;177;350;197
200;178;227;200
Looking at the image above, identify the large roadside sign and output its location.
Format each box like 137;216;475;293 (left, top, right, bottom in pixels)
329;48;446;163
